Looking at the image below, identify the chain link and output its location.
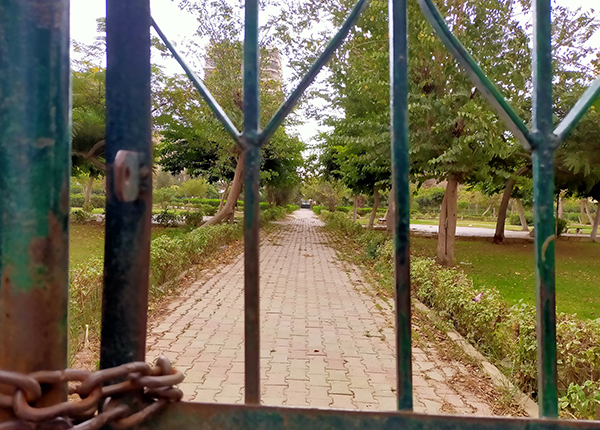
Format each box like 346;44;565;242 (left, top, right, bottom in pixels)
0;357;183;430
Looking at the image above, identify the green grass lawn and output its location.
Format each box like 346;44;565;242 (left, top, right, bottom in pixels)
412;236;600;320
69;224;187;268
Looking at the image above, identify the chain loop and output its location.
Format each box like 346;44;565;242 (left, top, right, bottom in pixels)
0;357;184;430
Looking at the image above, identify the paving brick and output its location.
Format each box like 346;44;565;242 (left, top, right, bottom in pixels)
146;211;501;417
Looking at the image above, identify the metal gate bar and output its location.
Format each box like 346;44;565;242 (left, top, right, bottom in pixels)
416;0;600;417
389;0;412;412
0;0;70;418
100;0;154;370
141;402;598;430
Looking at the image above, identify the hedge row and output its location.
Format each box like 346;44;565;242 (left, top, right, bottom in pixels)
70;194;106;209
69;223;244;363
321;210;600;419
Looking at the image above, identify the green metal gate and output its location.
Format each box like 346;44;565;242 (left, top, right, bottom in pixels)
1;0;600;429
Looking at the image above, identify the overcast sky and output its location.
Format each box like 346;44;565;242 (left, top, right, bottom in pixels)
71;0;599;143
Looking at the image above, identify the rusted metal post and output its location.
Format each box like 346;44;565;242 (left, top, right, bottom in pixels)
0;0;71;420
101;0;153;369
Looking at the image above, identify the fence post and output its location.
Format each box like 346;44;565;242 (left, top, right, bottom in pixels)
101;0;153;369
0;0;71;419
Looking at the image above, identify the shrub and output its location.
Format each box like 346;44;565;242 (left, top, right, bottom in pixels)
323;218;600;418
415;187;446;211
312;205;325;215
260;206;287;223
70;194;85;208
508;213;534;226
155;209;181;227
202;204;218;216
71;209;94;224
286;204;299;213
69;222;244;363
335;206;351;213
556;218;568;236
184;210;204;227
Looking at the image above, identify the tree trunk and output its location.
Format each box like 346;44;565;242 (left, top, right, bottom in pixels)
218;182;231;212
558;194;564;219
204;153;244;226
368;187;380;229
436;176;458;266
475;203;479;216
353;196;358;223
481;204;492;217
580;199;586;224
493;175;517;243
591;203;600;242
84;176;94;212
516;198;529;231
585;200;594;225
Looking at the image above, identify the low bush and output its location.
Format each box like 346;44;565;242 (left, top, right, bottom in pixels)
184;210;204;227
202;204;218;216
69;222;244;363
556;218;568;236
155;209;181;227
322;211;600;419
312;205;325;215
565;213;581;223
286;204;299;213
70;194;105;209
71;209;94;224
334;206;351;213
509;213;533;226
260;206;287;223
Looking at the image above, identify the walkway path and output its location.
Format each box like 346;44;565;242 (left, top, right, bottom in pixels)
146;210;499;414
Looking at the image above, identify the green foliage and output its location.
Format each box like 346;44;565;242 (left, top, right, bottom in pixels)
153;187;178;208
560;380;600;420
323;214;600;418
154;208;181;227
155;170;176;189
181;178;209;198
334;206;351;213
184;210;204;227
414;187;446;212
70;194;105;209
286;204;299;213
557;218;569;236
312;206;324;215
69;223;243;362
509;213;533;226
260;206;287;224
302;178;348;211
71;210;94;224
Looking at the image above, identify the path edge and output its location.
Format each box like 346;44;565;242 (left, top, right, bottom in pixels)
413;301;539;418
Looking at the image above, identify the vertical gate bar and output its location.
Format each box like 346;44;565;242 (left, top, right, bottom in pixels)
389;0;413;411
243;0;261;405
101;0;153;369
0;0;70;419
532;0;558;418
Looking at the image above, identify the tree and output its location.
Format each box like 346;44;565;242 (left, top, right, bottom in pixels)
71;33;108;211
304;0;530;264
155;36;304;224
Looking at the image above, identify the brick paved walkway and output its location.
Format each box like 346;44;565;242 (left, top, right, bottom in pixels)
146;210;495;414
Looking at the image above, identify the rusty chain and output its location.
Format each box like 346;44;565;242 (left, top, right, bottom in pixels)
0;357;183;430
